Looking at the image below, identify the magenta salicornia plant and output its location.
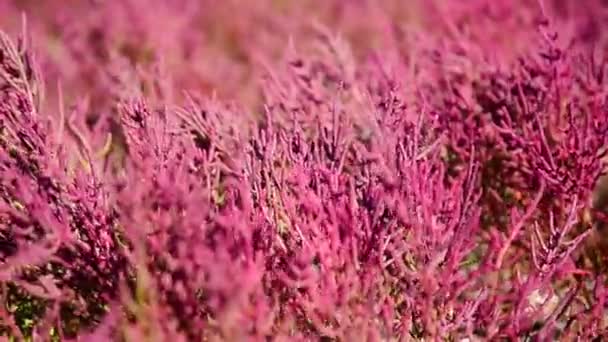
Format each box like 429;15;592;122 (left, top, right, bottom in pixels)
2;0;608;340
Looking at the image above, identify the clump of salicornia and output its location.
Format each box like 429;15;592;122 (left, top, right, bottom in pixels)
2;1;608;340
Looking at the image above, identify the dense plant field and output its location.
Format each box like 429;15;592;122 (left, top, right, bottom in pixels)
2;0;608;340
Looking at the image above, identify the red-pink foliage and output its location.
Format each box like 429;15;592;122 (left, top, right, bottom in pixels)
1;1;608;340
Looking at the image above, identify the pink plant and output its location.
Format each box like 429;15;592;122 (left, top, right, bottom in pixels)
1;1;608;340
